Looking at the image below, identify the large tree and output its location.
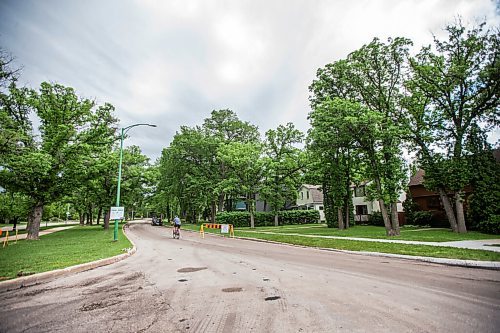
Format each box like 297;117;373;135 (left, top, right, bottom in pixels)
0;82;117;239
405;21;499;233
261;123;304;226
202;109;260;212
308;37;410;235
217;142;264;228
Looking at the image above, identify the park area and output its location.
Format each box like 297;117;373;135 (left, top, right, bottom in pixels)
0;224;131;280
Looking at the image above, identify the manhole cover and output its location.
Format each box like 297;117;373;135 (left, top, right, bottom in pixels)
265;296;281;301
178;279;188;282
177;267;207;273
222;287;243;293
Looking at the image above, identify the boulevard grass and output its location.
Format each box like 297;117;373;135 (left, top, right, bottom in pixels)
184;224;500;261
253;224;500;242
0;225;131;280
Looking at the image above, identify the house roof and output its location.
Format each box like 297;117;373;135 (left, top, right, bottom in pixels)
301;184;324;203
409;169;425;186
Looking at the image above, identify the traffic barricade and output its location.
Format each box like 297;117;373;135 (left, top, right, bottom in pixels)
199;223;234;238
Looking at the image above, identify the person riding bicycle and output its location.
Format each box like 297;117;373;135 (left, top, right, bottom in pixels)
173;216;181;235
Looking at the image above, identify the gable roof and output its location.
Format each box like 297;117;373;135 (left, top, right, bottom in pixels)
409;169;425;186
300;184;324;203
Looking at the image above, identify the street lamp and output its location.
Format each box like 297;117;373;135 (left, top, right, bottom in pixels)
114;123;156;241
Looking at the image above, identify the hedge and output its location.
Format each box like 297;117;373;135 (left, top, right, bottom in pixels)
477;215;500;235
215;210;320;227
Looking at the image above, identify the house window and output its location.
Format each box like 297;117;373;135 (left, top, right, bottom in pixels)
427;197;441;209
300;192;303;200
355;205;368;215
306;191;309;199
354;186;366;197
319;206;324;210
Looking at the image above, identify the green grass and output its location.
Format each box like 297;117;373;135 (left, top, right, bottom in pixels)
0;225;131;280
233;224;499;242
0;223;77;236
182;224;500;261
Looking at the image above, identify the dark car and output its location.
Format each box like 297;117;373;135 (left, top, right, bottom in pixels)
151;214;162;226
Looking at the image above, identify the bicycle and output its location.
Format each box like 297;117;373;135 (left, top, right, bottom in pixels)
172;225;180;239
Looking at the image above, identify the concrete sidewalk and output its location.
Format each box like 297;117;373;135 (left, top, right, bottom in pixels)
0;226;75;243
244;230;500;252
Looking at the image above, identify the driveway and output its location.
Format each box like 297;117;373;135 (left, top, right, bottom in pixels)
1;221;499;332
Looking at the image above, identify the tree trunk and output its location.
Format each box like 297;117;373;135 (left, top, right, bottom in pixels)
211;201;216;223
345;207;350;229
438;187;458;232
26;202;44;240
344;196;350;229
86;210;93;225
373;177;393;235
455;191;467;233
97;207;102;225
104;210;110;230
378;199;393;236
250;210;255;228
390;202;400;236
79;213;85;226
274;213;279;227
338;207;344;230
218;193;225;212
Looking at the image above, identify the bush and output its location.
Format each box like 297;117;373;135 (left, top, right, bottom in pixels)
476;215;500;235
215;210;320;227
366;212;385;226
411;211;433;226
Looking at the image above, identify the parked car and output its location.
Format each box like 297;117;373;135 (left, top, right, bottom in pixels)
151;214;162;226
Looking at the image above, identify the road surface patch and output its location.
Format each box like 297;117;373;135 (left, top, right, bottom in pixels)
178;279;188;282
222;287;243;293
264;296;281;301
177;267;207;273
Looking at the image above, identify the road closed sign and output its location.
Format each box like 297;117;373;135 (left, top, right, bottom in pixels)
110;207;125;220
221;224;229;234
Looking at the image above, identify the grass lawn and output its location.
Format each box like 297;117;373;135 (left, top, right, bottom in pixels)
0;223;77;236
241;224;499;242
0;225;131;280
181;224;500;261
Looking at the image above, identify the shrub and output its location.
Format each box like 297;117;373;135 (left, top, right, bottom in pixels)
411;211;433;226
215;210;320;227
476;215;500;235
367;212;385;226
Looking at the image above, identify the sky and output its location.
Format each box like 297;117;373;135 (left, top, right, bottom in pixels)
0;0;499;161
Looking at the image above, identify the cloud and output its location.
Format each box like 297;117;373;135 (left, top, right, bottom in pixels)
0;0;498;161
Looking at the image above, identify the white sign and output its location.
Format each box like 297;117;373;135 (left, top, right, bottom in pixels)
221;224;229;234
110;207;125;220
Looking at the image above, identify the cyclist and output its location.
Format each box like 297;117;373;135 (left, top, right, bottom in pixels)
173;215;181;238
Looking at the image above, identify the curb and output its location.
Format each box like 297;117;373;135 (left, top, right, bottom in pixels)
0;223;137;292
190;229;500;270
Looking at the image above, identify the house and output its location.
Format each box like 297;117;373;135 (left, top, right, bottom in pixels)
296;184;325;221
351;182;406;224
408;169;472;225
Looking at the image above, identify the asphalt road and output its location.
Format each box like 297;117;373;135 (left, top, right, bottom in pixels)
1;221;499;333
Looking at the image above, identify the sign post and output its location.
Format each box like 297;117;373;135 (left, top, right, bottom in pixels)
110;207;125;220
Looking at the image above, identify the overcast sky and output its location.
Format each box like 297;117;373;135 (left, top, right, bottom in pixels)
1;0;498;161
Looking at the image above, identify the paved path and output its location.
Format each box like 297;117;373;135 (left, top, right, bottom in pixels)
0;226;75;243
1;221;499;332
244;230;500;252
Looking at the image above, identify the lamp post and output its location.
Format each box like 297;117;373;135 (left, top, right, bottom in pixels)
114;123;156;241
